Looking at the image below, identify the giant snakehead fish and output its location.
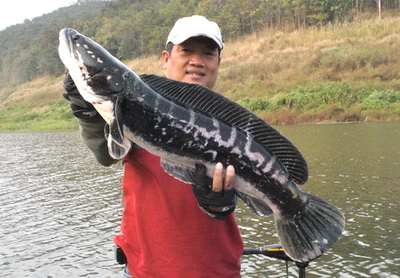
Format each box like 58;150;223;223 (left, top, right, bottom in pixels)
58;28;345;263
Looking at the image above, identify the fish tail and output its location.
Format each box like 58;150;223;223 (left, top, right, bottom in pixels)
275;193;345;262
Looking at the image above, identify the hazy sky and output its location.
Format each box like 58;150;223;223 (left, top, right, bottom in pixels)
0;0;78;31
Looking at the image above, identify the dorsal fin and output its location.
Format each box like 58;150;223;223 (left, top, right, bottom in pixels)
140;74;308;184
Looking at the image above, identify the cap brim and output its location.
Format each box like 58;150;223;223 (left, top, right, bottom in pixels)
169;33;223;50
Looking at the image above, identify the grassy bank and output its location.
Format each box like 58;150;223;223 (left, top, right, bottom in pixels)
218;15;400;124
1;15;399;131
0;76;77;131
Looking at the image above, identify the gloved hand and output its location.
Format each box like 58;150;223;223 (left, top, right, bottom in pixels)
63;73;100;121
191;163;237;220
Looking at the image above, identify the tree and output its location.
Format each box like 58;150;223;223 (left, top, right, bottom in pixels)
375;0;382;19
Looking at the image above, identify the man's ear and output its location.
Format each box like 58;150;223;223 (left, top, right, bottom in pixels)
162;50;169;69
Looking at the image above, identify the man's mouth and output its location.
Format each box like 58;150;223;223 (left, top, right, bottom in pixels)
187;71;205;77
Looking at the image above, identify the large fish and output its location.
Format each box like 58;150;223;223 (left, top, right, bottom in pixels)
58;28;345;262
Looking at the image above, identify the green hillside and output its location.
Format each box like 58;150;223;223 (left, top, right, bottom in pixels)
0;1;399;131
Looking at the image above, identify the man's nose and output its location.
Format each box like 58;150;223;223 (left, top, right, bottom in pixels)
189;53;205;67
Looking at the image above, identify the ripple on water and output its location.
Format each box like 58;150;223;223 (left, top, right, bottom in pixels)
1;124;399;277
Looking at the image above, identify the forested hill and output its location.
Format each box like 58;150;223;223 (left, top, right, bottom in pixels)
0;0;399;130
1;0;399;88
0;0;108;86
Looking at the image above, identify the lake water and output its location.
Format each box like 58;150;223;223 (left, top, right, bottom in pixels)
0;122;399;277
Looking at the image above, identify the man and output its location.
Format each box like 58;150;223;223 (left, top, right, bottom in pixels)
64;15;243;277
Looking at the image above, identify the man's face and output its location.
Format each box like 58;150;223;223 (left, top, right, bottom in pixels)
162;37;221;89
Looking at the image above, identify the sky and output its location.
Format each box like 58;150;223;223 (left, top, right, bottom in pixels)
0;0;78;31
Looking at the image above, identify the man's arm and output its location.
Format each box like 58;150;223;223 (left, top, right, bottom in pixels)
77;118;119;166
63;73;119;166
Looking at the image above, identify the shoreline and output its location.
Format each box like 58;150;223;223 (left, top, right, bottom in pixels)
1;118;398;133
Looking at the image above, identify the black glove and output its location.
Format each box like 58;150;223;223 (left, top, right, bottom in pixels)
191;164;237;220
63;73;100;121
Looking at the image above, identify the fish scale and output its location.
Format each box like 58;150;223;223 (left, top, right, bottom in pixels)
58;28;345;263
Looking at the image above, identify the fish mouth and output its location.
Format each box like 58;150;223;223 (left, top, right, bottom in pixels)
59;28;77;57
59;28;99;69
58;28;83;73
59;29;102;82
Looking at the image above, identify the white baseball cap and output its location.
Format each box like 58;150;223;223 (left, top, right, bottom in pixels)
166;15;224;50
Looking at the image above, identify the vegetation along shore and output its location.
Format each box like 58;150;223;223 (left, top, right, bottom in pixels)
0;0;399;131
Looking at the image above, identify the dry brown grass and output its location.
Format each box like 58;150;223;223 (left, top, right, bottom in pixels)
0;76;65;109
1;15;399;130
124;54;164;76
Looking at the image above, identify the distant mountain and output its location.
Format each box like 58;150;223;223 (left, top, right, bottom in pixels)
0;0;110;88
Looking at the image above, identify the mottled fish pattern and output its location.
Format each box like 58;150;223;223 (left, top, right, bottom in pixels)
58;28;345;263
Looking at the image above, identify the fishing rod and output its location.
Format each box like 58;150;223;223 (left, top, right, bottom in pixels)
242;243;309;278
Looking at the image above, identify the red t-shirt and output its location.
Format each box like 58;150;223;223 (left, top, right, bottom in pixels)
114;149;243;278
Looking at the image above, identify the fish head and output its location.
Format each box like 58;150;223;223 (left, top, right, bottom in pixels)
58;28;130;104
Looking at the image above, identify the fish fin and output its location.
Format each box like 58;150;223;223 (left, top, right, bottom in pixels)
160;159;197;185
235;191;273;216
105;121;131;159
276;193;345;262
161;160;274;216
140;74;308;185
105;96;131;159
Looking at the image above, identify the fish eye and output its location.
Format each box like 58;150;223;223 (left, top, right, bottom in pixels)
72;35;80;41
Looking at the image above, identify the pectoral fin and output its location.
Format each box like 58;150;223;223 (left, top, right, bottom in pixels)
105;96;131;159
160;159;199;185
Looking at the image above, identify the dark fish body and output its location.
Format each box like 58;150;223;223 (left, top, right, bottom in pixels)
58;28;345;262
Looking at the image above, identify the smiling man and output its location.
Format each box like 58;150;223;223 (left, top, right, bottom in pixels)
162;16;223;89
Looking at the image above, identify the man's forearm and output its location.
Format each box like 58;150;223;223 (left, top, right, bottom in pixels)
78;118;119;166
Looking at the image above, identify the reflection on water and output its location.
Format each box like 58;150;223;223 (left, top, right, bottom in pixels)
0;122;399;277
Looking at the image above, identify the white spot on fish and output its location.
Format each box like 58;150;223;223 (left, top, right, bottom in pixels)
91;55;96;58
204;150;218;161
107;75;112;80
181;110;195;134
245;137;265;167
154;94;161;108
231;146;243;156
83;44;89;49
213;126;237;149
271;170;288;184
212;118;220;129
97;58;103;63
169;111;240;151
87;51;93;54
189;110;196;126
262;157;275;173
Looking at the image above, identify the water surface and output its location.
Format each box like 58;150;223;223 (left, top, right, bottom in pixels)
0;122;399;277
